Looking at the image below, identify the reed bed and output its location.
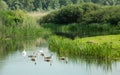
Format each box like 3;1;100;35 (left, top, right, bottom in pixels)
48;35;120;60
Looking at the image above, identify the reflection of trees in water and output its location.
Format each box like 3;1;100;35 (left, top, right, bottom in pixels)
0;38;47;62
50;49;116;71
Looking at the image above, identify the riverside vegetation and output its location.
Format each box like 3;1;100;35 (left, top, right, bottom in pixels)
0;10;51;40
40;3;120;60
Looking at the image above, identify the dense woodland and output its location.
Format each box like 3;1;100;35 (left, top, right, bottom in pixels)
0;0;120;11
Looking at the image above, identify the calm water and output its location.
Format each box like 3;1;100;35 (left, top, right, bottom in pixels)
0;38;120;75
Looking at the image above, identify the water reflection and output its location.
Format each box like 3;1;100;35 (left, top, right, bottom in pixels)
50;49;116;71
0;38;120;75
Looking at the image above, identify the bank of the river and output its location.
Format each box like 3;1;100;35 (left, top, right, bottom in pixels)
48;35;120;60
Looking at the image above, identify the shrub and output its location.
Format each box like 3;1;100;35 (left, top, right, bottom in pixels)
40;5;84;24
55;5;83;24
83;6;120;25
81;3;101;14
40;11;58;23
40;3;120;25
83;9;110;23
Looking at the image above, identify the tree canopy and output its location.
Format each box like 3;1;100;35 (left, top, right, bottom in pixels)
2;0;120;11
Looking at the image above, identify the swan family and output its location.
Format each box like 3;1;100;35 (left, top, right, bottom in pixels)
22;49;68;65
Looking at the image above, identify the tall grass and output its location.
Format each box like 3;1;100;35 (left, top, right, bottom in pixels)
0;10;51;40
48;35;120;60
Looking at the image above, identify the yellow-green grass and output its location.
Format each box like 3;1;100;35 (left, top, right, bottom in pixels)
76;35;120;49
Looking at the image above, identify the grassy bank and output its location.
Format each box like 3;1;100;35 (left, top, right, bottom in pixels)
48;35;120;60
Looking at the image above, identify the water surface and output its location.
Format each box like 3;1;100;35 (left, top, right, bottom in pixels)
0;38;120;75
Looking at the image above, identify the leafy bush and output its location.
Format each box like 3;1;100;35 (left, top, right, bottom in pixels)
81;3;101;14
41;5;84;24
40;3;101;24
40;3;120;25
83;6;120;25
40;11;58;23
55;5;84;24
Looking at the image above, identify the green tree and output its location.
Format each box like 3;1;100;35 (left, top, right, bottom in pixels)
33;0;42;11
71;0;84;4
53;0;60;9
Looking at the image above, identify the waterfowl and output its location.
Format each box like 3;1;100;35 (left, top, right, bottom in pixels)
59;56;68;64
43;54;53;62
44;55;53;66
28;55;36;58
30;56;37;61
44;58;52;62
39;50;44;56
30;56;37;65
44;54;53;60
59;57;66;60
22;50;27;57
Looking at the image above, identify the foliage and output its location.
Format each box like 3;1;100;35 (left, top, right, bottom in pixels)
40;3;120;25
2;0;120;11
0;10;51;40
0;0;8;10
83;6;120;25
0;10;24;26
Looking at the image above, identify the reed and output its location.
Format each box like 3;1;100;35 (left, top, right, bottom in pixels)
48;35;120;60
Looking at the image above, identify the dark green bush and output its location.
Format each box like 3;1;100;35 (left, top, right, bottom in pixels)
40;3;102;24
40;11;58;23
40;3;120;25
40;5;84;24
83;6;120;25
107;6;120;25
55;5;83;24
81;3;101;14
83;9;110;23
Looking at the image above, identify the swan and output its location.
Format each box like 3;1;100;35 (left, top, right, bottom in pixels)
22;50;27;57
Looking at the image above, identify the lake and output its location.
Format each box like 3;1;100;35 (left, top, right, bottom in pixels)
0;38;120;75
